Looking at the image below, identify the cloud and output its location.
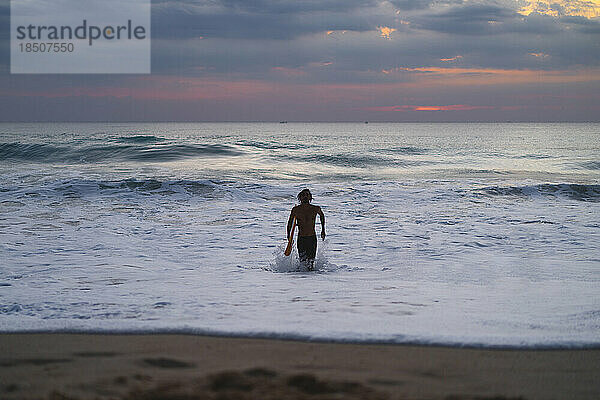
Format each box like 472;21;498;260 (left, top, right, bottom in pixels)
440;55;463;61
217;0;378;14
389;0;464;11
408;3;519;35
389;0;434;11
518;0;600;18
560;15;600;33
529;52;549;59
379;66;600;86
377;26;397;39
151;0;391;40
141;0;599;77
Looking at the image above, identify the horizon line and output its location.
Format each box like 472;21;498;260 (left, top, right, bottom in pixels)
0;120;599;124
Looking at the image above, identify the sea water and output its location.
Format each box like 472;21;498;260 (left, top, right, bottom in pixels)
0;122;598;348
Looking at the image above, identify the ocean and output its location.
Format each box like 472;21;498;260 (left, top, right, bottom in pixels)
0;122;598;348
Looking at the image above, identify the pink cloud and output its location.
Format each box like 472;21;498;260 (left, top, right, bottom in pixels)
440;55;463;62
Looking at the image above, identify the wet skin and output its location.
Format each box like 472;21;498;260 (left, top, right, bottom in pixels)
287;203;325;239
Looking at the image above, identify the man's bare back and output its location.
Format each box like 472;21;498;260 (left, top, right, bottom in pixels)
291;203;324;237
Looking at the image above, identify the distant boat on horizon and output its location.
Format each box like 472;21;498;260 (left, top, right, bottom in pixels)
280;121;288;124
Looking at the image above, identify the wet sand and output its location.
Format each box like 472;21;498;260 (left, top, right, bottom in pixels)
0;334;598;399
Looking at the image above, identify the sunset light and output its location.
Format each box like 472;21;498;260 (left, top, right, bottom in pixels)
2;1;600;397
518;0;600;18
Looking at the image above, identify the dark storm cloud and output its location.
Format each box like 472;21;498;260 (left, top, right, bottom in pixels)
2;0;597;75
502;13;564;34
152;0;376;13
147;24;598;83
388;0;434;10
218;0;377;14
151;0;388;40
407;3;570;35
560;15;600;34
389;0;463;11
148;0;572;40
147;0;584;78
409;3;519;34
145;0;599;77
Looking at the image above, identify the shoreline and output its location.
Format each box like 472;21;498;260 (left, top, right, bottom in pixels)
3;330;600;351
1;333;599;399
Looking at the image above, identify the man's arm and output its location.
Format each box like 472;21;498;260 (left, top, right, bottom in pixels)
318;206;325;240
287;208;295;239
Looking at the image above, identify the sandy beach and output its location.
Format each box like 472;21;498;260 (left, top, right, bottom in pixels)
0;334;598;399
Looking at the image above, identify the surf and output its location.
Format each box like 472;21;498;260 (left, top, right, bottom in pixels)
269;239;337;273
0;141;243;164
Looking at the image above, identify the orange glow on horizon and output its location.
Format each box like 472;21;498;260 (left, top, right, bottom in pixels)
365;104;494;112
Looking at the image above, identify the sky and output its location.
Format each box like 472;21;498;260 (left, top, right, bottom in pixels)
1;0;599;122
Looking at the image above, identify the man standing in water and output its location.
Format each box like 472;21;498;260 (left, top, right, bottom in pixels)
287;189;326;271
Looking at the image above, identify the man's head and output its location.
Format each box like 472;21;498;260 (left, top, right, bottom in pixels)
297;189;312;204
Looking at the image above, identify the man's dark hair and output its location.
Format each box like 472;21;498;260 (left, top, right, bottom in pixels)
297;189;312;203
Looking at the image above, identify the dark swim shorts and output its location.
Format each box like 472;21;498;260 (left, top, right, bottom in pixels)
297;235;317;261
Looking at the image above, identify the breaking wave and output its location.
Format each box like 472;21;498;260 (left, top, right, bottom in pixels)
280;153;429;168
0;142;242;163
479;183;600;202
0;178;229;199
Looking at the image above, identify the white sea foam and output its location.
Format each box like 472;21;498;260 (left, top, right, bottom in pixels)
269;239;340;273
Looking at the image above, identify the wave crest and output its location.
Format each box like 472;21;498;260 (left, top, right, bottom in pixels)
479;183;600;202
0;142;242;163
114;135;166;143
